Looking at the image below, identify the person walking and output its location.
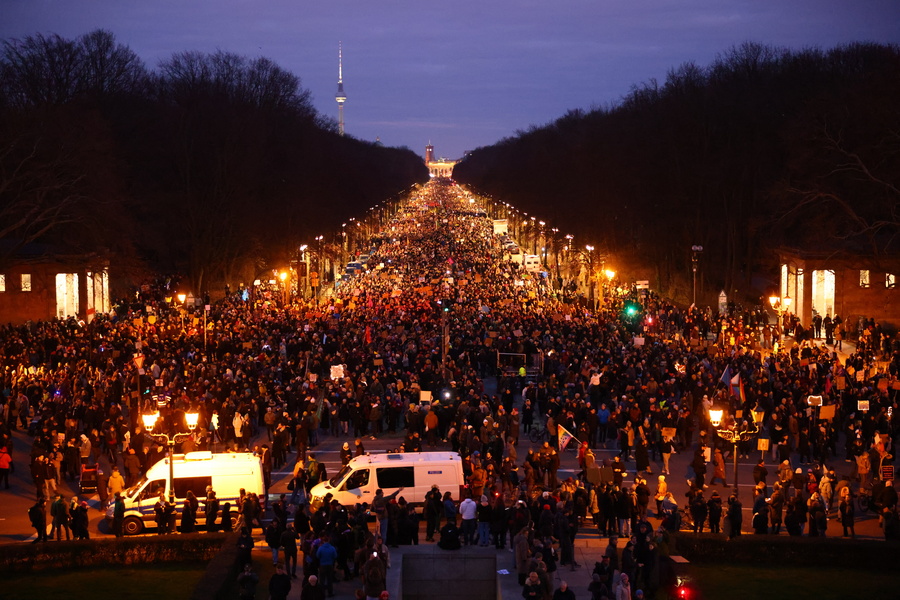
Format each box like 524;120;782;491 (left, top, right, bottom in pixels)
839;487;856;539
237;564;259;600
280;523;300;579
476;495;493;547
316;533;338;596
372;487;403;542
424;484;442;542
269;564;292;600
181;490;198;533
266;518;283;565
50;493;71;541
707;491;723;534
727;494;742;539
690;491;708;533
363;551;387;600
155;493;172;534
0;444;12;489
112;492;125;537
29;497;48;543
660;436;674;475
72;500;90;539
710;448;727;486
514;525;532;586
522;570;543;600
205;490;220;532
123;448;142;488
459;493;478;546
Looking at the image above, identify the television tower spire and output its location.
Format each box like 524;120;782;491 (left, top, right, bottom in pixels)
335;43;347;136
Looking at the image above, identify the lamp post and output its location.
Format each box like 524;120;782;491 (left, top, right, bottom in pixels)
143;404;200;505
708;408;764;497
314;235;324;299
691;245;704;306
177;293;186;331
279;271;289;306
585;245;595;309
603;270;616;307
769;295;792;331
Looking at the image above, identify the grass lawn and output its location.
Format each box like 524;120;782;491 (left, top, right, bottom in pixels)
2;563;208;600
689;564;896;599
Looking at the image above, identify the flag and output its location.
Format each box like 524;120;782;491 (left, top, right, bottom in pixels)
558;425;576;451
730;372;745;404
720;365;733;386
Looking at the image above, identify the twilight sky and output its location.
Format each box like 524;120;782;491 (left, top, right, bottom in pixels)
3;0;898;160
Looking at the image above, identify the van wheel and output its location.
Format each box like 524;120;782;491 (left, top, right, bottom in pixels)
123;516;144;535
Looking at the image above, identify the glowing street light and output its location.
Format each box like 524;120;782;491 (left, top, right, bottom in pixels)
143;405;200;504
709;405;764;497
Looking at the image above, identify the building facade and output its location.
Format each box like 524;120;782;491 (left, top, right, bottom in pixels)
0;244;110;325
777;248;900;332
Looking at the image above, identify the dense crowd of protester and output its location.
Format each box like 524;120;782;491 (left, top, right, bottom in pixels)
1;180;899;599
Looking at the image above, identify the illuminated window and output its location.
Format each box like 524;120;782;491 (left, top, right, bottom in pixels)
21;273;32;292
0;274;5;292
888;273;897;289
859;270;870;288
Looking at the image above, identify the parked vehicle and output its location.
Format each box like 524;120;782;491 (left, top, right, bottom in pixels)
309;451;466;509
106;451;264;535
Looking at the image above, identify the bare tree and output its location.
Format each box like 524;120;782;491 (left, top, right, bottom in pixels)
0;123;85;266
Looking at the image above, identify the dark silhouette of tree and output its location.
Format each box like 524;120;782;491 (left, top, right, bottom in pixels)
454;42;900;305
0;30;428;294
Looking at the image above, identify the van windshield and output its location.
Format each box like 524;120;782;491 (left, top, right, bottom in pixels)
126;476;148;499
329;465;352;487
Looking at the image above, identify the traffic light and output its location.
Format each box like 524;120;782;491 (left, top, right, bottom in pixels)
623;300;641;318
441;298;452;312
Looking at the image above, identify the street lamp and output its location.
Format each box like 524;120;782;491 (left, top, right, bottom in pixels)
709;407;764;497
176;294;187;331
279;271;288;305
691;245;704;306
143;404;200;505
769;294;792;329
585;245;595;308
314;235;324;298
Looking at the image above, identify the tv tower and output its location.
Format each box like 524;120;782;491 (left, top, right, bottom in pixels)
335;43;347;136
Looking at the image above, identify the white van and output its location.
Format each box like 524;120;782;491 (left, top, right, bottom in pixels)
524;254;542;272
106;451;265;535
310;452;465;509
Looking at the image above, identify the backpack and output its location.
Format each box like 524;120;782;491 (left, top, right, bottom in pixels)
366;561;383;586
28;504;42;526
265;523;280;547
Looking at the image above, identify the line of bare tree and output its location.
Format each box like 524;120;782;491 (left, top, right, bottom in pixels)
0;30;428;294
454;42;900;306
